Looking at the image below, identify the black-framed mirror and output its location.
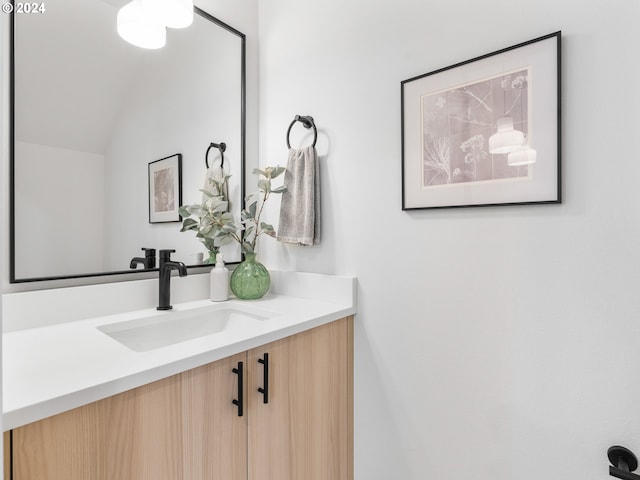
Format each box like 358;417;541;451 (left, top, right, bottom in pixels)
10;0;246;283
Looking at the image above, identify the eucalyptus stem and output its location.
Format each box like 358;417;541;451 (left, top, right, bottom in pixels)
250;189;270;250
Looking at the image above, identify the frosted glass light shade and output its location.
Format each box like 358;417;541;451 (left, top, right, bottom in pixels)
488;116;525;154
141;0;194;28
117;0;166;49
508;147;537;166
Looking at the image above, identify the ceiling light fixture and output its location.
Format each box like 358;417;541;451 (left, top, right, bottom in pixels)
141;0;194;29
117;0;166;50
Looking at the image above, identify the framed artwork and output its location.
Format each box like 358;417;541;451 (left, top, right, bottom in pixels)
148;154;182;223
401;31;561;210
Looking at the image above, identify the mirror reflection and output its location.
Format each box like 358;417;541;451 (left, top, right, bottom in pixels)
11;0;245;282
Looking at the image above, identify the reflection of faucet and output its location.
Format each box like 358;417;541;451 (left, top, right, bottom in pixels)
130;248;156;269
157;249;188;310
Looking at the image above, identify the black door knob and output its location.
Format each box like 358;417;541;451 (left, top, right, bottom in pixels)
609;446;639;480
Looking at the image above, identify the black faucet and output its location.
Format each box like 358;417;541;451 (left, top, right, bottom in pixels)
130;248;156;269
157;249;188;310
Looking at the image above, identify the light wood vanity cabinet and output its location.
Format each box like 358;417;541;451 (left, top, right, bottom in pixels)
5;316;353;480
9;354;248;480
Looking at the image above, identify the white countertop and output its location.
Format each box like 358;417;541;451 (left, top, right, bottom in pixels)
3;271;356;430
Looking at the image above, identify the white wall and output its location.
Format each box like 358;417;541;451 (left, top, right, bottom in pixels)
257;1;640;479
14;142;105;277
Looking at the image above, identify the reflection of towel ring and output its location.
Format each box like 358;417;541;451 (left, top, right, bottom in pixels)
286;115;317;149
206;142;226;169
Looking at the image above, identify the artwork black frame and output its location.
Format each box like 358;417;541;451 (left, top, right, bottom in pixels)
401;31;561;210
148;154;183;224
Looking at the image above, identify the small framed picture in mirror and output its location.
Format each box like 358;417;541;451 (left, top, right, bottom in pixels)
148;154;182;223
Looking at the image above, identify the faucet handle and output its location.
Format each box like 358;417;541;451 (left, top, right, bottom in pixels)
142;248;157;269
159;249;176;261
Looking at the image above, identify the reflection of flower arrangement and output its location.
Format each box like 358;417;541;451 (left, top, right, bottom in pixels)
179;173;233;263
178;166;286;261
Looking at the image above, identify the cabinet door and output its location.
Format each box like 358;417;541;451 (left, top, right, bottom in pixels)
181;353;247;480
10;353;247;480
247;316;353;480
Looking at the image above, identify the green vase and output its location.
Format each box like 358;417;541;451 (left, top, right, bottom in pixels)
230;253;270;300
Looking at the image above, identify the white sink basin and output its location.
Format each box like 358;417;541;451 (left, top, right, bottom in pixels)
97;305;275;352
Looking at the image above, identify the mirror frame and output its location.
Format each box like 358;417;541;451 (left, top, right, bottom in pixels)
9;6;246;284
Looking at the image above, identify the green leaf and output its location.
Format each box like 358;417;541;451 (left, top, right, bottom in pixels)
258;179;271;193
214;233;233;245
180;218;198;232
271;186;287;194
180;224;198;233
200;224;214;237
260;222;274;232
202;238;217;250
252;168;266;177
188;205;206;217
247;200;257;218
194;203;207;212
220;212;234;223
242;241;254;254
245;192;259;204
210;199;229;213
269;166;286;179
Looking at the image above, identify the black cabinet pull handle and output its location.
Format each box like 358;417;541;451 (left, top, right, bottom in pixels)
609;446;640;480
232;361;244;417
257;353;269;404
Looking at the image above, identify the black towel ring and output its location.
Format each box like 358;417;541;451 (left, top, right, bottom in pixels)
286;115;317;149
205;142;226;169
